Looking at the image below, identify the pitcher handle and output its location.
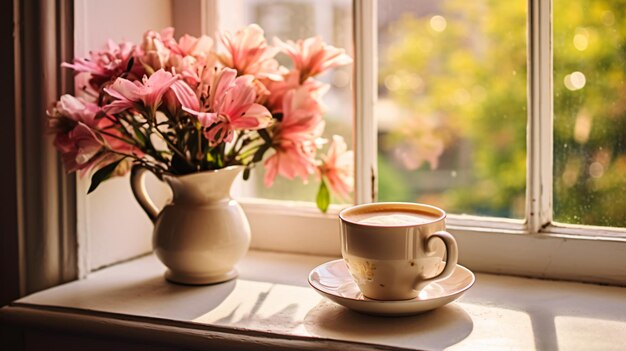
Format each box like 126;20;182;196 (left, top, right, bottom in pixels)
417;230;459;288
130;165;159;223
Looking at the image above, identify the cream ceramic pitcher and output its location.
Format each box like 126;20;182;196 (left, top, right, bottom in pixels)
130;165;250;285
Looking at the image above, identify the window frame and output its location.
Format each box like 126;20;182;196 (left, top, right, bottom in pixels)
74;0;626;286
237;0;626;286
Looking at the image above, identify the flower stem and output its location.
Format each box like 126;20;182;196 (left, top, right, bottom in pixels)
146;109;196;169
95;128;139;146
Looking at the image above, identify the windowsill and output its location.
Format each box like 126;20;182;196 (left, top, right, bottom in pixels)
3;251;626;350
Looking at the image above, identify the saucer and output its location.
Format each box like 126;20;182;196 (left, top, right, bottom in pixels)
308;259;475;316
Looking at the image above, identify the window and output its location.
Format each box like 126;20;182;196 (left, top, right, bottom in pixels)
553;0;626;228
377;0;527;219
247;0;626;285
75;0;626;285
216;0;354;204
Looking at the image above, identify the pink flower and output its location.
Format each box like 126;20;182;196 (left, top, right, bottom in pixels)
48;96;104;174
274;36;352;82
171;36;215;83
318;135;354;200
140;29;173;71
63;40;140;91
263;87;325;186
104;69;178;113
274;86;325;138
176;68;272;145
170;60;216;96
170;33;214;58
166;30;216;87
262;71;328;114
48;95;139;175
264;141;318;186
138;28;216;88
48;94;100;133
217;24;279;78
156;27;177;48
54;123;104;174
55;122;133;177
170;80;200;111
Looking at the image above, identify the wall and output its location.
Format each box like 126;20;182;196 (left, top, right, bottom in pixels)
74;0;173;272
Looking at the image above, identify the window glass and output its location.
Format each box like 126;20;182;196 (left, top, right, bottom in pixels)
553;0;626;227
377;0;527;218
218;0;354;204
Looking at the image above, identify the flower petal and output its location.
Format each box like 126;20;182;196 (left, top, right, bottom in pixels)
171;80;200;111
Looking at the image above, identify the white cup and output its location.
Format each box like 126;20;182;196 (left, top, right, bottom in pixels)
339;202;458;300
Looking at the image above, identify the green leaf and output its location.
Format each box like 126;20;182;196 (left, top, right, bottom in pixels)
132;125;147;147
87;159;124;194
316;179;330;213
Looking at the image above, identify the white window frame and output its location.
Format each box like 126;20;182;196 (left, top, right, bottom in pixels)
77;0;626;286
238;0;626;286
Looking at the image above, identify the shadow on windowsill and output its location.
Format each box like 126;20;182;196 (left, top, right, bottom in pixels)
304;300;473;350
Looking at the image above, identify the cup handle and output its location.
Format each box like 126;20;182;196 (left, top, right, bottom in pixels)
416;230;459;289
130;165;160;223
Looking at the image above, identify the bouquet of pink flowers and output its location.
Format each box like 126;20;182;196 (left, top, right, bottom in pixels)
47;25;353;211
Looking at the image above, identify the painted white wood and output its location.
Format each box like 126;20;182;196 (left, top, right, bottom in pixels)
449;227;626;285
544;222;626;237
243;198;343;256
1;306;394;351
353;0;378;204
526;0;553;232
74;0;174;272
5;251;626;350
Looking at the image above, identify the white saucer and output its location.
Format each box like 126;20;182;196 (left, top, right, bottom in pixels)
308;259;475;316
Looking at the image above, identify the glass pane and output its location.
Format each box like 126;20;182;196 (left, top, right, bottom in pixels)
553;0;626;227
218;0;354;204
377;0;527;218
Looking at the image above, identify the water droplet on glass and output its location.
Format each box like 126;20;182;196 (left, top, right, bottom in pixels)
589;162;604;178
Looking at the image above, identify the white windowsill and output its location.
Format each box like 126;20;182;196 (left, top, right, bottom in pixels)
3;250;626;350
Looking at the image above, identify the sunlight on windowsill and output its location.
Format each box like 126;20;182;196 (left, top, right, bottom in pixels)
10;251;626;351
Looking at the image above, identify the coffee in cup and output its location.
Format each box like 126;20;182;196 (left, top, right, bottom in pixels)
339;202;458;300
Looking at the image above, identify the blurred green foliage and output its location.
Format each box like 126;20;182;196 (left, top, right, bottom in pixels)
378;0;626;226
553;0;626;226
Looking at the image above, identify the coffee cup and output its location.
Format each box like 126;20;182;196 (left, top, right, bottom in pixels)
338;202;458;300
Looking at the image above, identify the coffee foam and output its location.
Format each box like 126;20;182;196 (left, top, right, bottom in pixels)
343;206;440;226
357;213;432;225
